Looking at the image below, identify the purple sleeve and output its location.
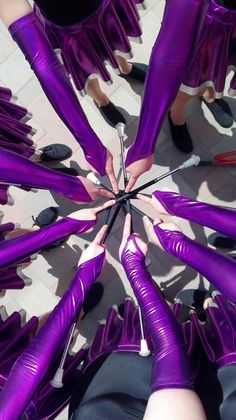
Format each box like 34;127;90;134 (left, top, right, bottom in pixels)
125;0;208;166
0;252;105;418
121;235;193;391
0;217;95;269
9;12;107;176
0;147;92;203
154;190;236;239
154;225;236;304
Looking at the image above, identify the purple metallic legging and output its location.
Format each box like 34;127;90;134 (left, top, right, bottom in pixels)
0;252;105;419
121;234;193;392
125;0;209;167
0;147;92;203
9;12;107;175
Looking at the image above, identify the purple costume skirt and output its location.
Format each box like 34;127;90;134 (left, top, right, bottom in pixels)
180;0;236;98
35;0;143;96
0;223;32;290
0;86;36;205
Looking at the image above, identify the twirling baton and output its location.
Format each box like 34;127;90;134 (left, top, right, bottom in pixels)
116;155;200;204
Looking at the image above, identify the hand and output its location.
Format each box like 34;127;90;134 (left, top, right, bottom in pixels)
143;215;181;250
79;176;114;201
119;214;148;260
105;150;119;194
87;150;119;194
78;224;107;266
125;154;154;192
137;187;174;214
68;199;115;232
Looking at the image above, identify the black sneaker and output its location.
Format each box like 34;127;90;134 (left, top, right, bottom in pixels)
176;289;211;322
201;98;234;128
32;207;58;227
39;144;72;162
82;282;104;318
168;112;193;153
52;167;79;176
208;232;236;250
120;62;148;83
94;100;126;128
32;207;69;250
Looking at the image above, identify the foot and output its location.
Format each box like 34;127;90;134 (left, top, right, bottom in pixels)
120;62;147;83
168;112;193;153
176;289;211;321
32;206;58;228
208;232;236;250
94;100;126;128
32;207;69;250
201;98;234;128
82;282;104;318
38;144;72;162
52;167;79;176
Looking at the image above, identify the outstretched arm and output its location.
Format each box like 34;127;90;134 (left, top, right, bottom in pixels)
0;148;113;204
0;201;114;269
125;0;209;191
144;216;236;304
0;0;118;192
139;189;236;239
120;215;206;420
0;226;107;419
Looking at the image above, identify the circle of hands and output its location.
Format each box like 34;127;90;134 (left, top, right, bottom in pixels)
70;173;179;268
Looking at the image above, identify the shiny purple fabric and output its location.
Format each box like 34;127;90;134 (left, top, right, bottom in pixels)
0;314;38;390
0;266;26;290
154;190;236;239
35;0;142;95
9;12;107;175
0;147;92;203
154;225;236;304
0;97;28;121
0;217;95;269
24;349;87;419
0;253;105;418
191;293;236;368
0;223;15;241
181;0;236;98
0;114;33;139
0;87;12;102
125;0;208;167
121;234;193;391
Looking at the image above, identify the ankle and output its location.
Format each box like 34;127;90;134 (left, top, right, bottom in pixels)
202;94;214;104
120;62;132;75
169;111;186;126
94;95;110;107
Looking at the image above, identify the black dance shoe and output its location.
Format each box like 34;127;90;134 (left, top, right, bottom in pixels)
94;100;126;128
32;207;69;250
201;98;234;128
39;144;72;162
120;62;148;83
82;282;104;318
176;289;211;322
168;113;193;153
32;206;58;227
208;232;236;250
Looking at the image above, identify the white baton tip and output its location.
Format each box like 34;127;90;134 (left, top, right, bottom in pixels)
87;172;101;185
50;368;64;388
180;155;200;169
116;122;126;138
139;339;151;357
